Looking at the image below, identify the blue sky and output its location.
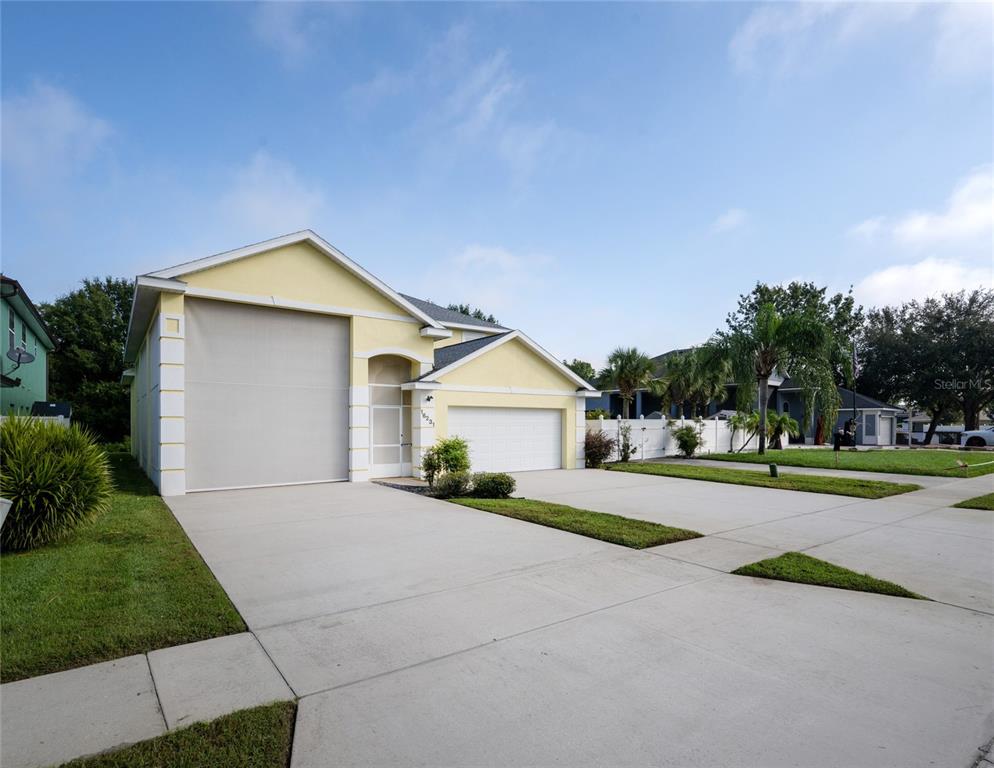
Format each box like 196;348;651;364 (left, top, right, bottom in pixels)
2;2;992;366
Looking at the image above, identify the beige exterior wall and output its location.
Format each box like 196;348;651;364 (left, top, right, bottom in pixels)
429;338;586;471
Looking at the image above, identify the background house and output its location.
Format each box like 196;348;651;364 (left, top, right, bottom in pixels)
588;348;901;447
0;275;55;415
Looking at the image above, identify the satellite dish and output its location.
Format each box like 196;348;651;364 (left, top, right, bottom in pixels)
6;348;35;366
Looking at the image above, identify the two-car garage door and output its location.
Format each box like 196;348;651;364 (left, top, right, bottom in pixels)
448;407;562;473
185;299;349;491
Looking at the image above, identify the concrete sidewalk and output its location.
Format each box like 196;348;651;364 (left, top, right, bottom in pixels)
0;633;293;768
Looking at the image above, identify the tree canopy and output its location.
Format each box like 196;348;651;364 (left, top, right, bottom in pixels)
563;359;596;384
446;303;499;325
40;277;133;441
598;347;655;419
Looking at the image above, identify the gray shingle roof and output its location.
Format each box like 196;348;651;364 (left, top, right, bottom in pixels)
399;294;508;330
418;333;512;380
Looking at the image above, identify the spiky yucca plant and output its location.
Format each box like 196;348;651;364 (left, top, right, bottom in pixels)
0;417;112;551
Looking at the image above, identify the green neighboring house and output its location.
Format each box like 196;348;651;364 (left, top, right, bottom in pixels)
1;276;55;415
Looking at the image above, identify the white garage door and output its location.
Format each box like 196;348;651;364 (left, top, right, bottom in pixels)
448;407;562;473
185;299;349;491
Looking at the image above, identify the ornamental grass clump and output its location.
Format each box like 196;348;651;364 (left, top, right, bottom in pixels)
0;417;112;551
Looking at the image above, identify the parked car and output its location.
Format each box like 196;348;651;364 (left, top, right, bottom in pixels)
960;427;994;448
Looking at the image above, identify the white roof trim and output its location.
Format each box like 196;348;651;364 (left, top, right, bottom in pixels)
441;321;506;333
425;330;596;391
146;230;444;329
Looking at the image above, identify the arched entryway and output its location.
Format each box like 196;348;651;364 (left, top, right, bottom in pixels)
368;355;414;478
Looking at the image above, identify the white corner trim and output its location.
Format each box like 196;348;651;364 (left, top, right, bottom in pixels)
422;330;596;391
144;230;445;329
400;381;441;391
137;275;187;293
353;347;435;364
420;326;454;339
182;286;420;325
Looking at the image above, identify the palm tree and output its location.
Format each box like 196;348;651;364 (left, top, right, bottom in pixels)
766;412;801;450
727;411;749;451
599;347;656;419
717;303;836;455
653;346;729;418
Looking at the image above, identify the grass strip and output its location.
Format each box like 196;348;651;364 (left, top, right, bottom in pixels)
733;552;924;599
60;702;296;768
1;453;245;683
952;493;994;511
606;461;919;498
451;497;701;548
706;448;994;478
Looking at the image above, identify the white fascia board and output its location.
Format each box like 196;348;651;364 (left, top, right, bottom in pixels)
400;381;441;391
441;321;508;333
145;230;445;329
420;326;453;339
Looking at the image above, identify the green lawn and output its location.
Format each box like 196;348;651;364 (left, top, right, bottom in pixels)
607;461;920;498
451;497;701;548
1;453;245;683
953;493;994;510
707;448;994;477
60;702;296;768
733;552;925;599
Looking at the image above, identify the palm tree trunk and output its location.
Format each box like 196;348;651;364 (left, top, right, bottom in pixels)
758;377;769;455
621;394;630;419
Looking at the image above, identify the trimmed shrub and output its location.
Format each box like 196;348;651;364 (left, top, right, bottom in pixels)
432;471;471;499
470;472;515;499
585;430;617;468
673;425;701;458
585;408;610;420
420;436;471;487
0;417;113;551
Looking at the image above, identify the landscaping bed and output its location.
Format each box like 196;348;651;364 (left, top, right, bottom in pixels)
706;448;994;477
606;461;920;498
0;453;245;682
953;493;994;511
451;497;701;548
60;702;296;768
733;552;924;599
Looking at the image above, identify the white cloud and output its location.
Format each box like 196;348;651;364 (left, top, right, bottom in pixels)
854;257;992;307
250;2;352;66
849;167;993;247
729;2;988;78
711;208;747;233
1;81;112;190
933;2;994;76
217;150;328;236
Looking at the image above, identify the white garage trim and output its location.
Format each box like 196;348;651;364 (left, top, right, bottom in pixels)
448;407;563;473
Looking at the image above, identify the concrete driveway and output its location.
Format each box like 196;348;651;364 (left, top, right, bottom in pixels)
166;474;994;768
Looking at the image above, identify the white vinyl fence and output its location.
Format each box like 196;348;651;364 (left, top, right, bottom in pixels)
586;416;745;461
0;415;69;428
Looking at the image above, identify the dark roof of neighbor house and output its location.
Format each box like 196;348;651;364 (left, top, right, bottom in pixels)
780;378;903;411
649;347;694;377
418;332;512;380
0;275;55;348
399;294;508;330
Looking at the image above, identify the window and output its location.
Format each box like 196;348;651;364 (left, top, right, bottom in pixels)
864;413;877;437
20;321;26;349
7;310;13;350
783;401;790;414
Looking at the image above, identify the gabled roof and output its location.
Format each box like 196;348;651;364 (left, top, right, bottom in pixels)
145;230;444;329
416;330;596;391
399;294;508;331
836;386;903;412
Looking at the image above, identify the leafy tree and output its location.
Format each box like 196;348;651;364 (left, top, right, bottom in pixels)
598;347;655;419
766;412;801;450
728;282;863;385
717;303;839;454
446;303;499;325
858;289;993;438
40;278;133;441
563;358;596;384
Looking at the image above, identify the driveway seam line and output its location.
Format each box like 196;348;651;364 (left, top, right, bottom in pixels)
294;573;725;700
143;653;170;732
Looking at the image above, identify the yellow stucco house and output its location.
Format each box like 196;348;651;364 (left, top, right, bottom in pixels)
123;231;598;495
